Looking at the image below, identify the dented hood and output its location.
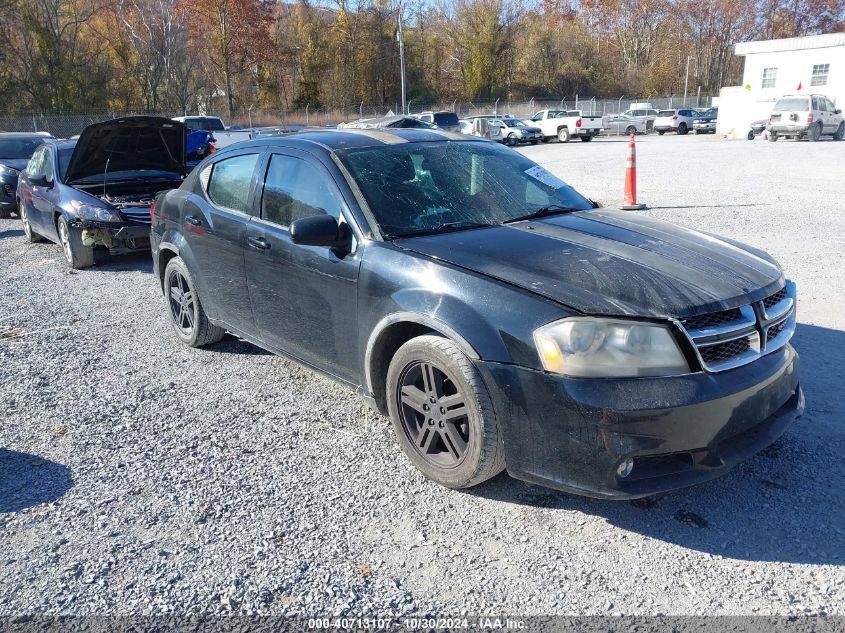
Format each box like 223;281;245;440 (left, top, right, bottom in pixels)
395;210;784;318
64;116;186;184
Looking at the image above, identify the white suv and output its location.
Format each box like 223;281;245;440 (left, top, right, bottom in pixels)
767;94;844;142
654;108;702;135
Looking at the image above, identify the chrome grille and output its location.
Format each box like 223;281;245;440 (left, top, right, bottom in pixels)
120;207;152;225
677;281;796;372
763;288;787;310
680;307;743;331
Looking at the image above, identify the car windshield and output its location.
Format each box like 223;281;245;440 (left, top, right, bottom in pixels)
513;120;531;127
658;110;675;116
774;98;809;112
338;141;594;238
0;137;44;159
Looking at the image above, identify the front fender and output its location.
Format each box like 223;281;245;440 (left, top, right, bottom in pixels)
358;243;570;395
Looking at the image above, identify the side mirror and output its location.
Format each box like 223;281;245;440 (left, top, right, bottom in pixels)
30;175;50;188
290;214;344;247
836;109;842;115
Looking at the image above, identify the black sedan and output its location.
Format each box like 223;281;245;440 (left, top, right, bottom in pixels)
0;133;54;218
150;129;802;499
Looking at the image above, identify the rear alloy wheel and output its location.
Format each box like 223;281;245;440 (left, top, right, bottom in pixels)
833;122;844;141
57;215;94;269
164;256;224;347
19;203;43;243
769;132;778;142
658;130;666;136
678;123;688;135
387;335;505;489
625;125;637;135
557;127;570;143
807;122;821;142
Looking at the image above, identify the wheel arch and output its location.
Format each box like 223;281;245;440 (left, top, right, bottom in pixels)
364;313;480;415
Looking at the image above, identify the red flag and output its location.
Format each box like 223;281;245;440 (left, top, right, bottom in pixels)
797;81;803;91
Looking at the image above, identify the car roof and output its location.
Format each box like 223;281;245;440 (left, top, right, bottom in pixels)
0;132;54;139
217;128;477;153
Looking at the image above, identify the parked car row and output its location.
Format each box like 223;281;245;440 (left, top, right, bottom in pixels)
1;120;803;501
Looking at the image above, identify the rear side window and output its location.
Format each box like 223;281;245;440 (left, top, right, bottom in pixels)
433;112;459;127
202;118;225;131
206;153;259;213
261;154;342;228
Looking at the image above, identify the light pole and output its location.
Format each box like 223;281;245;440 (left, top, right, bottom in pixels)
683;55;691;105
397;7;407;115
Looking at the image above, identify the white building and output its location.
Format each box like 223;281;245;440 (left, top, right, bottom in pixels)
716;32;845;137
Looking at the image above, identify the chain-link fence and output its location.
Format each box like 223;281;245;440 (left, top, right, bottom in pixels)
0;96;715;138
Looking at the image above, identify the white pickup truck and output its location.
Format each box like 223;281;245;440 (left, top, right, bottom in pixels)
529;109;604;143
172;116;253;149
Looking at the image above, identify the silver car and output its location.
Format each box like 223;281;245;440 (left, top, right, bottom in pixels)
604;114;647;136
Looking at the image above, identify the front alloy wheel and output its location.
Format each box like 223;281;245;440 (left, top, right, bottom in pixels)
386;335;505;489
398;361;470;468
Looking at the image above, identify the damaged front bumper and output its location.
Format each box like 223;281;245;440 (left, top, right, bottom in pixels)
478;345;802;499
68;218;151;253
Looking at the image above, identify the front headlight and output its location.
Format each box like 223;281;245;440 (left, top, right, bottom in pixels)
533;317;690;378
71;201;120;223
0;165;20;177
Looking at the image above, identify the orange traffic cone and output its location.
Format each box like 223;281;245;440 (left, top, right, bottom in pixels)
621;133;646;210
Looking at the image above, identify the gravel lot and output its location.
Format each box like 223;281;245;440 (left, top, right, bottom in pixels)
1;133;843;619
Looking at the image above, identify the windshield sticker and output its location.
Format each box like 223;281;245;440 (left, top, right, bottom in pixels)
525;165;568;190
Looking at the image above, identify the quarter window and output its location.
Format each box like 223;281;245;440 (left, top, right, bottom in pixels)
761;67;778;89
811;64;829;86
206;153;259;213
261;154;342;228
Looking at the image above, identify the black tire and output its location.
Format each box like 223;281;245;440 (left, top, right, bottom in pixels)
57;215;94;269
769;132;778;142
0;206;10;219
19;203;43;243
580;135;593;142
386;335;505;489
747;130;755;140
163;256;225;347
678;123;688;135
625;125;637;135
658;130;665;136
530;139;539;145
694;129;701;135
557;127;570;143
833;122;844;141
807;123;821;142
540;137;549;143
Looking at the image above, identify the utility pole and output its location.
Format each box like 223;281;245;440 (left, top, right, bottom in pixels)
683;55;691;106
397;7;407;115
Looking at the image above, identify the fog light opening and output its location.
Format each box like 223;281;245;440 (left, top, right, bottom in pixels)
616;458;635;478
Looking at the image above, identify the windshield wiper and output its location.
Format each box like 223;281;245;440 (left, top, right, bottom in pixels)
502;204;580;224
387;221;496;239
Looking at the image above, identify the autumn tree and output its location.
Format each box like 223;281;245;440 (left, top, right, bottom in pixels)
181;0;273;118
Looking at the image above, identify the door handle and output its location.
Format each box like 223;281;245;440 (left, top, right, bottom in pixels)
247;236;270;250
185;215;201;226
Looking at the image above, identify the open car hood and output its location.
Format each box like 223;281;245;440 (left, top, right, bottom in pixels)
64;116;186;184
395;210;784;318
